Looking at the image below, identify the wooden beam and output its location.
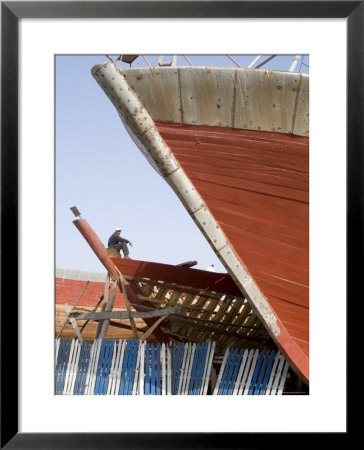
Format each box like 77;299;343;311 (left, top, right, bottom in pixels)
64;303;83;343
98;281;117;340
80;295;104;334
56;280;89;338
70;305;182;321
108;320;147;332
139;316;168;342
168;312;265;330
167;316;267;341
128;276;229;301
136;294;208;312
116;269;138;339
160;328;206;344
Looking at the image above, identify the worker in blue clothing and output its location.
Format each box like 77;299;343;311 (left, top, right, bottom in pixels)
108;227;133;258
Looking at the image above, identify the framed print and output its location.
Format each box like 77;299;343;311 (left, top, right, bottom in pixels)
1;1;360;447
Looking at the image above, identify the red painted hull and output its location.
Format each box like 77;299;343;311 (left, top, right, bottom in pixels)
156;121;309;362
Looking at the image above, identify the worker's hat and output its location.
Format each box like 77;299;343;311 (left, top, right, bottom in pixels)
115;227;122;231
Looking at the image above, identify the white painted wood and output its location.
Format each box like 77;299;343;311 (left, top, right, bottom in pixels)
132;343;141;396
85;339;97;395
68;340;79;395
265;351;281;395
69;341;82;395
183;344;196;395
237;349;254;395
161;343;166;396
213;348;230;395
289;55;301;72
178;343;189;395
277;360;290;395
243;349;259;395
89;339;102;395
55;339;60;368
115;340;127;396
63;339;75;395
111;340;123;395
66;341;77;395
270;355;285;395
233;349;249;395
107;342;118;395
166;346;172;395
200;342;210;395
139;341;145;396
248;55;262;68
201;341;215;395
84;340;96;395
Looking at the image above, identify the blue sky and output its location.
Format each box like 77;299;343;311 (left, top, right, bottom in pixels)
56;54;309;274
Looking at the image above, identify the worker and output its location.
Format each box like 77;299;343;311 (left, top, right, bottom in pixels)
108;227;133;258
206;264;215;272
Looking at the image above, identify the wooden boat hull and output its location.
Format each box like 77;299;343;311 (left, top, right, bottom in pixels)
92;63;309;384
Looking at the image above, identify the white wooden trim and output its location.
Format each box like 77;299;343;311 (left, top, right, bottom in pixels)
213;348;230;395
243;349;259;395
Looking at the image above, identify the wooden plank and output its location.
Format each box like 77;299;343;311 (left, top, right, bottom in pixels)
69;341;82;395
83;340;95;395
170;293;197;335
183;295;211;340
196;297;223;342
57;281;90;339
184;344;196;395
109;339;120;395
220;348;236;395
202;341;216;395
94;340;106;395
156;343;161;395
277;360;289;395
227;348;244;395
63;339;76;395
70;305;182;320
160;328;207;344
243;350;260;395
139;315;168;342
216;298;246;347
98;282;117;340
200;296;235;344
213;348;229;395
258;350;276;395
132;277;231;301
166;345;172;395
80;295;104;334
132;343;141;396
161;343;166;396
145;343;150;395
233;349;248;395
64;304;83;344
116;270;138;340
120;340;132;395
252;350;269;395
103;340;115;394
137;294;209;312
177;343;189;395
90;339;103;395
106;342;117;395
167;316;267;342
115;340;126;396
139;341;145;396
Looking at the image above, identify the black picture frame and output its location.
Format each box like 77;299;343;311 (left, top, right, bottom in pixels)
1;1;359;448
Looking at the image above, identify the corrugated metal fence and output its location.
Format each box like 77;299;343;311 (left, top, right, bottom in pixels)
55;339;289;395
